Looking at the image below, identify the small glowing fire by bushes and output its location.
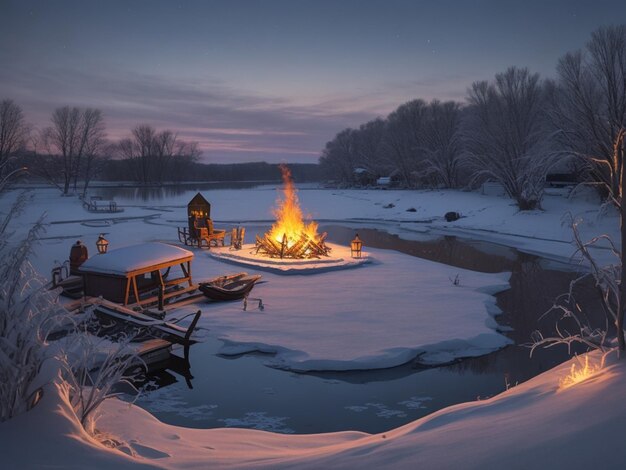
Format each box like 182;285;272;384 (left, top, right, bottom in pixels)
559;355;603;390
255;165;330;259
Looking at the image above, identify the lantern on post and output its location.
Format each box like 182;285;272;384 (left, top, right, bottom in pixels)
96;234;109;254
351;234;363;259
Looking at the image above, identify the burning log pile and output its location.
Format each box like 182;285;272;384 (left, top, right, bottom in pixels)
255;232;330;259
256;164;331;259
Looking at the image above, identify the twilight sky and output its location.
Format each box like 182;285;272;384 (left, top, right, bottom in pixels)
1;0;625;163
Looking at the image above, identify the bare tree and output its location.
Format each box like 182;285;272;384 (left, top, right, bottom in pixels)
0;100;28;177
128;124;157;184
548;26;626;351
550;26;626;202
153;129;175;184
168;139;200;182
464;67;552;210
384;99;428;187
421;100;464;188
354;119;391;178
117;124;200;184
40;107;106;195
319;128;359;184
531;220;615;356
75;108;106;195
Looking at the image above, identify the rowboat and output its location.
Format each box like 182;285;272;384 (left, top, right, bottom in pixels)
198;272;262;301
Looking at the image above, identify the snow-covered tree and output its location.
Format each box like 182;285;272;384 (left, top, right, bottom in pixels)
547;26;626;351
353;118;391;179
549;25;626;202
384;99;429;187
464;67;553;210
319;128;359;184
421;100;464;188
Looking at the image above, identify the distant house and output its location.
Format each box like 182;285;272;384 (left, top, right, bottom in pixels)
353;167;377;186
376;176;391;186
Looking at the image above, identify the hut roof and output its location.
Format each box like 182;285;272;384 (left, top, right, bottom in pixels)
188;192;210;207
78;242;193;276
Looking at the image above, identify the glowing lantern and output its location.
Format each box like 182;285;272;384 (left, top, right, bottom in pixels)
96;234;109;254
351;234;363;258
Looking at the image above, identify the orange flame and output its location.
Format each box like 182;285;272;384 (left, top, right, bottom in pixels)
268;164;320;247
559;355;602;389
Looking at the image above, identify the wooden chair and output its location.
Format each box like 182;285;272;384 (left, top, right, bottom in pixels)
230;227;245;250
207;219;226;246
190;219;226;248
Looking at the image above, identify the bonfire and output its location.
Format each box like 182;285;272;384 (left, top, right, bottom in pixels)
255;165;330;259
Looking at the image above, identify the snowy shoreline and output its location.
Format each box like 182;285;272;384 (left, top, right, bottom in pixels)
0;185;621;468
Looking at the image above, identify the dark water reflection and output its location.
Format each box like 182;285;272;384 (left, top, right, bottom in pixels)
133;225;604;434
95;181;273;202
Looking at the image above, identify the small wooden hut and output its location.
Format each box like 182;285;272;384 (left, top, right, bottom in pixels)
188;193;211;232
78;242;194;306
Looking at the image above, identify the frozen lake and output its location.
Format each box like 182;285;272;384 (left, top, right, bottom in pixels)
5;183;607;436
128;226;603;434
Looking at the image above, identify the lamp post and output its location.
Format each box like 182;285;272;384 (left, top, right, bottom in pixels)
351;234;363;259
96;234;109;254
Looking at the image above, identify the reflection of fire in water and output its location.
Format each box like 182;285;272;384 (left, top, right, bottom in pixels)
256;165;330;259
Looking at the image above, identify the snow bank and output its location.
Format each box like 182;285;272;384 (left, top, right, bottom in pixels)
2;350;622;469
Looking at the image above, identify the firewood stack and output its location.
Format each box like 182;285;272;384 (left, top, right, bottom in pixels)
255;232;331;259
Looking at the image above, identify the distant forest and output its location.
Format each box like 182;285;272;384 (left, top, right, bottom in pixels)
320;25;626;210
100;160;322;183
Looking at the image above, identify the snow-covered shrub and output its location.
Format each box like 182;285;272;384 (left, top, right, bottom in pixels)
0;209;70;422
0;186;142;434
56;331;142;434
531;219;622;355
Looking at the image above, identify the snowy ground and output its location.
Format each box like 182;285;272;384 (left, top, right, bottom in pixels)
1;350;621;469
11;184;619;267
0;184;621;468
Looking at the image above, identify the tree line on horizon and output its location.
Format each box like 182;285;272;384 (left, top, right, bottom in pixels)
319;25;626;211
0;25;623;207
0;105;321;196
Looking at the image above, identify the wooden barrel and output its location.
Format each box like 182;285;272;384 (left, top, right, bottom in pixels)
69;241;89;274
